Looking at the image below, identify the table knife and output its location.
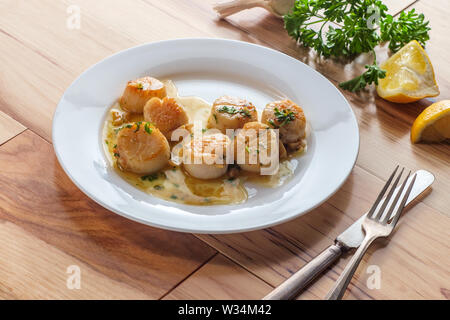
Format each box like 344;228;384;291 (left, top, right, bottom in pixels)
263;169;435;300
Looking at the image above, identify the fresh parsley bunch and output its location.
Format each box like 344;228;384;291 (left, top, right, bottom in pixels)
284;0;431;92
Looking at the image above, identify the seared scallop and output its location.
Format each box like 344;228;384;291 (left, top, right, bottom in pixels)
119;77;166;113
234;122;282;174
261;100;306;151
115;122;170;174
143;97;189;140
183;133;231;179
207;96;258;133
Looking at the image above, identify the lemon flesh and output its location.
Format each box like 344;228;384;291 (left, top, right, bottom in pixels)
411;100;450;143
377;40;439;103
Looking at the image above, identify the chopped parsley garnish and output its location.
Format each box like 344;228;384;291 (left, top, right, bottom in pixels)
134;121;142;132
213;113;218;124
269;108;296;128
245;145;250;153
240;108;251;118
136;83;144;90
144;122;152;135
113;152;120;158
105;140;109;145
154;185;163;190
217;105;252;118
170;195;178;200
141;173;159;182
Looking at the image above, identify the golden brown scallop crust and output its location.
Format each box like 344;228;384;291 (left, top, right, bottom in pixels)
207;96;258;133
115;122;170;174
182;133;231;180
234;122;282;173
143;97;189;140
119;77;166;113
261;100;306;151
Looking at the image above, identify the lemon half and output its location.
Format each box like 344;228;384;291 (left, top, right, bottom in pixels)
377;40;440;103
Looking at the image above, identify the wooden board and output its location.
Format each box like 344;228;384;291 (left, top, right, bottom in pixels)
0;130;216;299
0;111;25;145
0;0;448;300
197;165;450;299
164;254;273;300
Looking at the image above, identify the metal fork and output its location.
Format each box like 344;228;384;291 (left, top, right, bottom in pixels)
325;166;417;300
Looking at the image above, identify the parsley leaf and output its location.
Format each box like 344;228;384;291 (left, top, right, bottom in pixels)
380;9;430;52
339;56;386;92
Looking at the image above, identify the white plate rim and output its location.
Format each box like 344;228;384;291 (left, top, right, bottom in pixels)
52;38;360;234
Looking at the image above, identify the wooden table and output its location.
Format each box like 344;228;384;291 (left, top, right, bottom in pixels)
0;0;448;300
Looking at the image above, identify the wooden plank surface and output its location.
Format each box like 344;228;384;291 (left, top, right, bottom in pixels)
0;111;25;145
197;165;450;299
0;130;216;299
164;254;273;300
0;221;150;299
0;0;448;300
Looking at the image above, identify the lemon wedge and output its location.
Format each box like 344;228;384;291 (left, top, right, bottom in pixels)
377;40;439;103
411;100;450;143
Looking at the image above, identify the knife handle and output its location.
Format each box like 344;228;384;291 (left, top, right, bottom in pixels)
263;243;344;300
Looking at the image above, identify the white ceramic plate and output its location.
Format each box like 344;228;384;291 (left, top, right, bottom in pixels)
53;38;359;234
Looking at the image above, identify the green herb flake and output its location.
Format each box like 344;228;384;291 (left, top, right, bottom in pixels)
170;195;178;200
141;173;159;182
273;108;296;127
134;121;142;132
144;122;153;135
154;185;163;190
218;105;251;118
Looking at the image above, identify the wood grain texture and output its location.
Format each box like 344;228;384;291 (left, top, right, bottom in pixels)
198;165;450;299
0;0;448;300
0;111;25;145
164;254;273;300
0;130;216;299
0;221;151;299
0;0;205;141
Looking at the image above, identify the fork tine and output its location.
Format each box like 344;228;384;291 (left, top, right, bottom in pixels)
367;165;399;219
381;171;411;224
374;167;405;221
389;173;417;228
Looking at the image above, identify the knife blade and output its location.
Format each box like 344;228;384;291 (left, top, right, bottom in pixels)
263;169;434;300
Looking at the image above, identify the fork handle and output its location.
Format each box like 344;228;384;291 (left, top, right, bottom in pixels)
263;243;344;300
325;234;377;300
